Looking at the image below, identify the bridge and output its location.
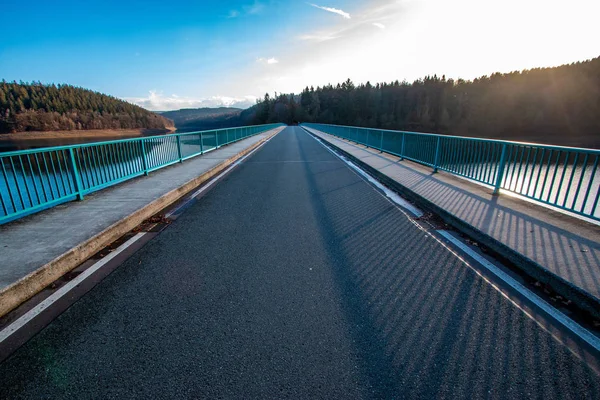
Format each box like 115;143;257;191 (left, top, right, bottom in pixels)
0;125;599;398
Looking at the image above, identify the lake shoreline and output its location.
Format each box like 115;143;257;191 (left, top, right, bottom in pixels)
0;128;176;142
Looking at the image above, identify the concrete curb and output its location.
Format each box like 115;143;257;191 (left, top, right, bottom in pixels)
305;127;600;321
0;128;282;318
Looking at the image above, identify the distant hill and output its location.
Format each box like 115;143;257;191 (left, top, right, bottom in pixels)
0;81;174;134
159;107;247;131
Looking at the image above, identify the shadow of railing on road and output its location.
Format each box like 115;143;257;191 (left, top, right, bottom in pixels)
326;137;600;300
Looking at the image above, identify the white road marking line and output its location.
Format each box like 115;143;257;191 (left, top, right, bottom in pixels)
437;230;600;353
302;125;600;359
0;130;281;344
302;127;423;218
0;233;146;343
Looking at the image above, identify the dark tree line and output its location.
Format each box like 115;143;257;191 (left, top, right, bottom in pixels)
248;57;600;148
0;81;174;133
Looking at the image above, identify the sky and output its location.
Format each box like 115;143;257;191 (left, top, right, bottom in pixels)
1;0;599;111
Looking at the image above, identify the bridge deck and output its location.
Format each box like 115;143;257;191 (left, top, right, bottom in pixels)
305;127;600;308
1;127;598;398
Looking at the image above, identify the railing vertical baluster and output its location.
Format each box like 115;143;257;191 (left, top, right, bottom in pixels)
433;136;441;173
0;158;17;214
554;152;570;205
592;183;600;217
45;152;59;199
493;144;508;195
82;146;93;189
532;148;546;198
572;154;589;211
400;132;405;160
123;143;134;177
90;147;102;186
68;148;84;200
16;156;33;209
563;153;579;207
0;159;9;216
9;158;25;210
141;141;149;175
57;150;71;195
200;133;204;154
581;155;599;213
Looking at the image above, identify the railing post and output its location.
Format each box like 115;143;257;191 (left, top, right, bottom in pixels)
68;148;84;200
400;132;405;160
199;132;204;154
433;136;441;173
215;130;219;148
140;140;149;176
493;144;508;195
176;135;183;162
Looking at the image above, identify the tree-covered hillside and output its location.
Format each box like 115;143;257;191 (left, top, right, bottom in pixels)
248;57;600;148
0;82;174;133
160;107;243;130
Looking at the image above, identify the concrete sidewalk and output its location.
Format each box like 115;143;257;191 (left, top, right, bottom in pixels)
0;127;283;316
304;127;600;317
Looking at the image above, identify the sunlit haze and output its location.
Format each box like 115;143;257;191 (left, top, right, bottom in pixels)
1;0;599;110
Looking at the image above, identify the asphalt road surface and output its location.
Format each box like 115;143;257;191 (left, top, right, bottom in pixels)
1;127;599;399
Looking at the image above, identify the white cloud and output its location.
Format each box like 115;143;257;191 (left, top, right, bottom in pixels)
298;34;339;42
309;3;351;19
125;91;258;111
257;57;279;64
227;10;240;18
372;22;385;29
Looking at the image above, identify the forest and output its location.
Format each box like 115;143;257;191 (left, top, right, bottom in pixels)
0;81;173;133
159;107;244;131
247;57;600;148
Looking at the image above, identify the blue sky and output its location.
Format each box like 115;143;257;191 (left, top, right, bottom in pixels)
1;0;599;110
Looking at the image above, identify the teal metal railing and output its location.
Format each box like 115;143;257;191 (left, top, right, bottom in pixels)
302;123;600;221
0;123;284;225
